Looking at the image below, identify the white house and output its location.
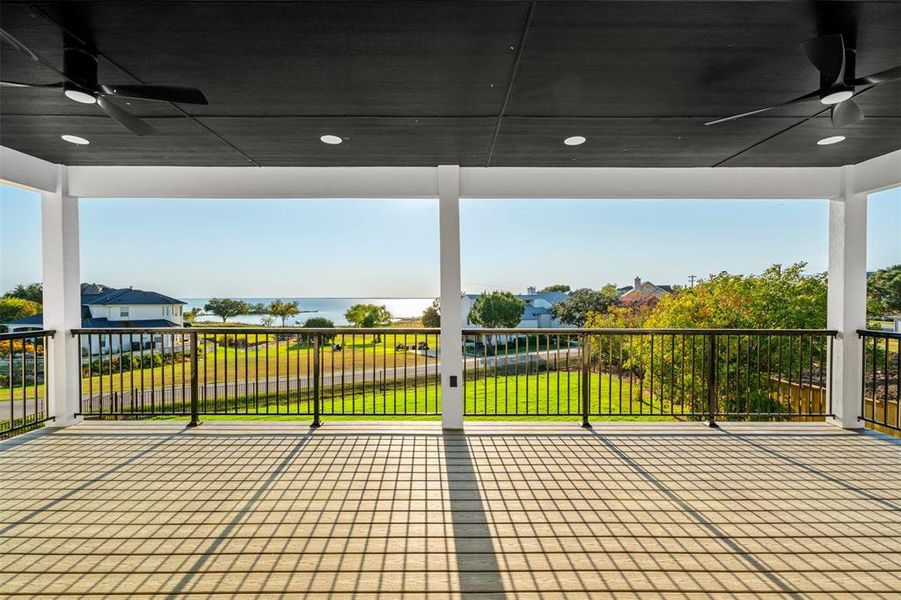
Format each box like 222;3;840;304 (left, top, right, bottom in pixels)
461;288;569;331
3;283;186;355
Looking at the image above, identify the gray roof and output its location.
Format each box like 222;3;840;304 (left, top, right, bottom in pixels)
6;315;181;328
82;288;186;306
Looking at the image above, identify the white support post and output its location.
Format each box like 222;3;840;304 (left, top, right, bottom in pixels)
438;165;464;430
827;165;867;429
41;166;82;428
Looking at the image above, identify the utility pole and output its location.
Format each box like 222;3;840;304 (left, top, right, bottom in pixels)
688;275;697;288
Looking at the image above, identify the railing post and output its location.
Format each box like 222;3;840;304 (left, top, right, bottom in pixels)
312;333;322;428
187;331;200;427
581;333;591;428
706;333;718;427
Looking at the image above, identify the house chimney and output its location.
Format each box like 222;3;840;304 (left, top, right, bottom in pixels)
634;276;641;291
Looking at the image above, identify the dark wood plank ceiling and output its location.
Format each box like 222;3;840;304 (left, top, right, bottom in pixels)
1;1;899;167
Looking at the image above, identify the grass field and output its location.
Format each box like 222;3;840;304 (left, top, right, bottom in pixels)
76;371;674;423
1;332;438;402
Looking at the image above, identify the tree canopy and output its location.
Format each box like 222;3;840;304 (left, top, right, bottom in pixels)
644;263;826;329
0;297;42;325
541;284;571;293
868;264;901;315
468;291;524;329
303;317;336;343
421;299;440;328
268;299;300;327
345;304;392;341
3;283;42;305
203;298;249;322
551;286;620;326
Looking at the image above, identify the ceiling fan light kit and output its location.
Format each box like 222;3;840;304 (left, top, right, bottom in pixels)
705;33;901;139
1;24;209;137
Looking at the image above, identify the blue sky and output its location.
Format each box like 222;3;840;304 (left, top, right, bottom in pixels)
1;183;898;297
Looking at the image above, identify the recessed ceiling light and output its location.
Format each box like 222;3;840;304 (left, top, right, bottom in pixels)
61;134;90;145
817;135;846;146
563;135;586;146
820;90;853;105
64;89;97;104
320;135;343;145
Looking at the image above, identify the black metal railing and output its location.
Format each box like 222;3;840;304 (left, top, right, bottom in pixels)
463;328;836;424
1;330;54;438
73;327;441;423
858;329;900;434
74;326;835;426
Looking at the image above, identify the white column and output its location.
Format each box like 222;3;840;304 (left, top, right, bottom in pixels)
41;165;82;427
438;165;464;429
827;165;866;429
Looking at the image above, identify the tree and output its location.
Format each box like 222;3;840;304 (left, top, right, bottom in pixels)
468;291;524;329
345;304;393;342
303;317;336;343
3;283;42;305
542;284;571;293
260;314;275;328
268;299;300;327
635;263;830;415
421;299;440;328
0;297;42;326
645;263;826;330
183;309;197;324
551;286;619;326
203;298;249;322
868;264;901;315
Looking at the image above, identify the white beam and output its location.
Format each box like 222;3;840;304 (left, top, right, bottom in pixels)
64;164;850;201
438;165;463;430
827;165;867;430
852;149;901;195
67;166;439;199
41;166;82;428
0;146;58;193
460;167;843;200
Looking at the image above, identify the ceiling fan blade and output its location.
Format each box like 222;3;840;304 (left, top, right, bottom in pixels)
704;89;822;126
97;96;155;136
0;28;41;62
801;34;845;86
0;27;74;84
0;80;63;88
831;99;863;128
100;84;209;105
854;64;901;85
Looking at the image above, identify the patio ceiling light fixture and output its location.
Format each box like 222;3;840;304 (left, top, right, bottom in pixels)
320;135;343;145
563;136;586;146
61;134;90;145
817;135;846;146
64;89;96;104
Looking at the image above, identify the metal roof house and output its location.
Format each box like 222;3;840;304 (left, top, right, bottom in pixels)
3;284;186;354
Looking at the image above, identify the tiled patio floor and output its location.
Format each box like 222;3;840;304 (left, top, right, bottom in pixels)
1;421;900;598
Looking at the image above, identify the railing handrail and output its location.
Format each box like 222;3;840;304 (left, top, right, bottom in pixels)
0;330;56;341
71;327;440;335
858;328;901;339
71;326;837;336
464;327;837;336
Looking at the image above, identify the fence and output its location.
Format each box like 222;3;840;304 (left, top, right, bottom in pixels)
1;330;54;438
74;328;440;424
463;328;835;424
67;327;838;427
858;329;900;434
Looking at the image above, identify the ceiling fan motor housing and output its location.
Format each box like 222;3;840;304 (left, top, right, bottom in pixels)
63;40;98;98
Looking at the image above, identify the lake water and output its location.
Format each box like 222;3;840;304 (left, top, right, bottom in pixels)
183;298;434;326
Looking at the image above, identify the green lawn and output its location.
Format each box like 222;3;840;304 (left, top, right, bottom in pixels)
114;371;676;423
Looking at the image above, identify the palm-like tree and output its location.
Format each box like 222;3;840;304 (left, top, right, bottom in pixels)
268;299;300;327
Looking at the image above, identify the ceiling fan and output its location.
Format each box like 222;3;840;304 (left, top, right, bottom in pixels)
0;28;208;136
705;34;901;128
